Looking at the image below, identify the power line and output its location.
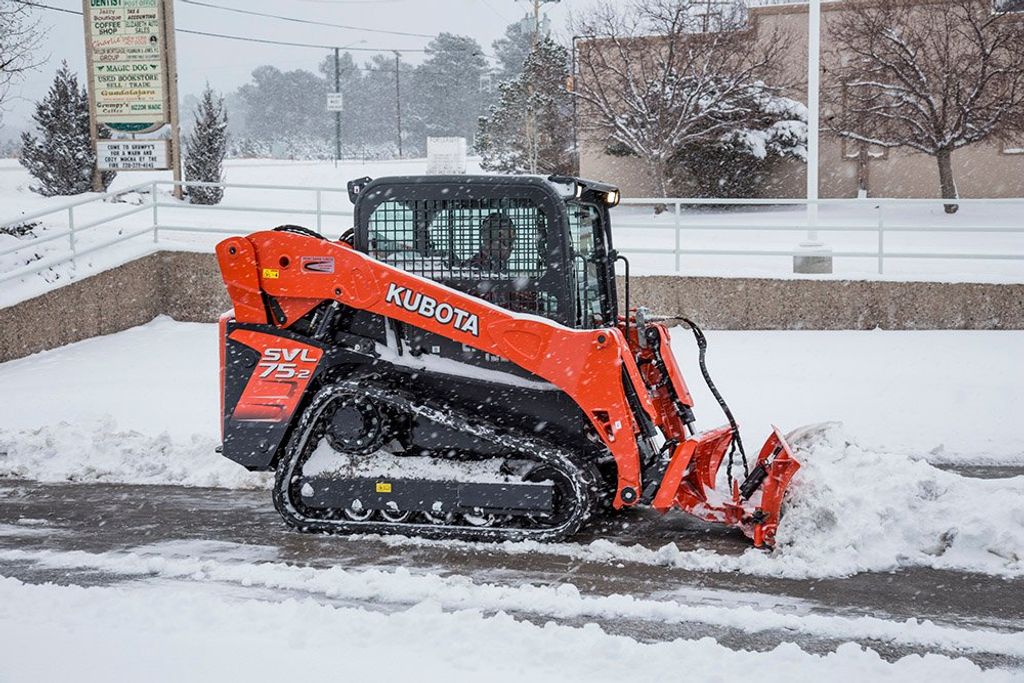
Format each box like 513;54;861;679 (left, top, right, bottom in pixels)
20;1;493;58
17;1;431;52
20;1;485;78
178;0;435;39
178;26;426;52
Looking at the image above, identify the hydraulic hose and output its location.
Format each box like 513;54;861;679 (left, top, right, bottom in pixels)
679;318;750;490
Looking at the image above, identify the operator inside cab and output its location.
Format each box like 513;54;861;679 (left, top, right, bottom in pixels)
462;211;516;272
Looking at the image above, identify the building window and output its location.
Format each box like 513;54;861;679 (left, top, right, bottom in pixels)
995;0;1024;11
1003;141;1024;155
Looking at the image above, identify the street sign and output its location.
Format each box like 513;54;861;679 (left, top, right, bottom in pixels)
327;92;344;112
83;0;168;133
97;140;170;170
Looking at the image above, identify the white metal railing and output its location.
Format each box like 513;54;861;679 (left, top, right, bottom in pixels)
0;180;354;286
1;184;1022;287
612;197;1024;275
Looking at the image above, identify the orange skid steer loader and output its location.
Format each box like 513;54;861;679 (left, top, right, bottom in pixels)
215;175;800;546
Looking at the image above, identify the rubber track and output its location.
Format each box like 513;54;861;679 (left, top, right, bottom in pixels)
272;382;598;543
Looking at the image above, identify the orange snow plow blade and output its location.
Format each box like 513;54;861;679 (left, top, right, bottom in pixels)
652;426;800;548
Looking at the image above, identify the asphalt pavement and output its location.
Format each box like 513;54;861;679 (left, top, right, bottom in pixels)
0;478;1021;670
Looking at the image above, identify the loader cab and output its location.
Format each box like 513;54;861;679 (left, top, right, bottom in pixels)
349;174;621;330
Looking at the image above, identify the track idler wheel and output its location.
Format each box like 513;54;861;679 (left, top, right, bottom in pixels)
325;395;387;455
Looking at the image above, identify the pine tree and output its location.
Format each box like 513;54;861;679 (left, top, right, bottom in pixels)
20;62;114;196
409;34;488;146
184;85;228;205
492;16;535;85
476;38;574;176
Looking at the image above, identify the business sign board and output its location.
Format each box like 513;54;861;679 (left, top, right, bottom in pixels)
84;0;168;133
426;137;468;175
97;140;169;170
326;92;344;112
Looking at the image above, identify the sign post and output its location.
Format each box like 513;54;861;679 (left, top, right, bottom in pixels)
82;0;182;197
162;0;183;199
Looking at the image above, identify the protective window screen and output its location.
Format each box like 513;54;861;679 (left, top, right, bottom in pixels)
368;197;556;316
568;202;604;327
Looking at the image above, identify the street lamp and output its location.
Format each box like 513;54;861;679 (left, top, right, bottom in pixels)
794;0;833;274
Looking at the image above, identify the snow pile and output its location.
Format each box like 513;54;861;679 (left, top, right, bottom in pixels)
771;425;1024;577
0;419;268;489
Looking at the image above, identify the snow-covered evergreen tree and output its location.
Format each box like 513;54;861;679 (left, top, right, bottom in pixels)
476;38;574;176
20;62;114;196
184;85;228;205
409;33;488;146
492;16;538;85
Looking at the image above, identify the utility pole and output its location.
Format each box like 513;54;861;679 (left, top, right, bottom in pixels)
393;51;403;159
520;0;559;174
806;0;821;241
334;47;341;165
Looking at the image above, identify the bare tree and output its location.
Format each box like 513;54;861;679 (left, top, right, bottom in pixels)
825;0;1024;212
571;0;789;196
0;1;44;115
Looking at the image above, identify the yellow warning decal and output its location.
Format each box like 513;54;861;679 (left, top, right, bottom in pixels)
376;482;392;493
262;268;280;279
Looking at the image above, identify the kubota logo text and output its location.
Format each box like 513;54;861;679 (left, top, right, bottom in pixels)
385;283;480;337
259;347;320;380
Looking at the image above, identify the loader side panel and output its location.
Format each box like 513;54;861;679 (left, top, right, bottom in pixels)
221;322;325;470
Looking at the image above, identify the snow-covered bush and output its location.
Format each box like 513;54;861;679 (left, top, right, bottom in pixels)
20;62;114;196
672;87;807;198
184;85;228;205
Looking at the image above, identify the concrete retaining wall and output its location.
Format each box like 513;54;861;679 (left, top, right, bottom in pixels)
618;276;1024;330
0;252;229;363
1;252;1021;363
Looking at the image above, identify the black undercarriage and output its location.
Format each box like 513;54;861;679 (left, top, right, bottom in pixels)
223;318;612;542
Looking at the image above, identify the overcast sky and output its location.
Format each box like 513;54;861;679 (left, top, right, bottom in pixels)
2;0;600;136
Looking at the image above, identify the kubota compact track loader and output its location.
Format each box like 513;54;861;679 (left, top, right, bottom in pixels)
216;175;800;547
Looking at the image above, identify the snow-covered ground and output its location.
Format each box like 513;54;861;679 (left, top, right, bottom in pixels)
0;318;1021;580
1;573;1010;682
1;157;1021;307
1;318;1022;679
